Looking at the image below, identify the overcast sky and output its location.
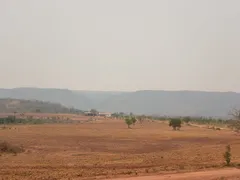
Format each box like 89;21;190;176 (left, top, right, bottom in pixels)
0;0;239;92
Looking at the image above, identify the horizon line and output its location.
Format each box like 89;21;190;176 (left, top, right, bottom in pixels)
0;87;239;94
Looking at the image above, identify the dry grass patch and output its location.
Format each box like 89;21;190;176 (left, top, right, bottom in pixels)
0;141;24;154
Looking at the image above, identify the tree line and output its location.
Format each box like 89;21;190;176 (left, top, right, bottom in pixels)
0;116;76;125
121;108;240;132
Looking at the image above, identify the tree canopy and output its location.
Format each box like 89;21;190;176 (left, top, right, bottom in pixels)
169;118;182;130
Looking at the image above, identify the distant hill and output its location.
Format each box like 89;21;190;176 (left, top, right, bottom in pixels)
73;90;125;109
0;98;82;113
97;90;240;117
0;88;240;117
0;88;91;110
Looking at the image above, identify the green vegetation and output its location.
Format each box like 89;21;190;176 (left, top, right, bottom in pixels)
169;118;182;130
131;116;137;125
182;116;191;124
0;116;77;125
223;145;231;166
119;111;239;131
152;115;230;127
111;112;126;119
125;117;133;128
124;116;137;128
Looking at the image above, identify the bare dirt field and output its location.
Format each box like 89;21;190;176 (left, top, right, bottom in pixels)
0;118;240;180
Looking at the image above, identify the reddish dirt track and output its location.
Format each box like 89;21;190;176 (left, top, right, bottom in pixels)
110;168;240;180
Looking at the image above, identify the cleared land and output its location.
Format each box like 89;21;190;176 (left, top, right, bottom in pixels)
0;117;240;180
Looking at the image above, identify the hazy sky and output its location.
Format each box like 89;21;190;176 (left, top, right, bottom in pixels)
0;0;240;92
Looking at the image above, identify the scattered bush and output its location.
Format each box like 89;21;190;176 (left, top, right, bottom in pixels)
227;108;240;133
228;120;240;133
137;115;145;124
169;118;182;130
125;117;133;128
0;141;24;154
132;117;137;125
126;171;132;175
223;145;231;166
124;116;137;128
182;116;191;124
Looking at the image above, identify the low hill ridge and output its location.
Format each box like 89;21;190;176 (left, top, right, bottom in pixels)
0;88;240;117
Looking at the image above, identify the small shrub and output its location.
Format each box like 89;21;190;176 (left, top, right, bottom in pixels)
169;118;182;130
132;117;137;125
223;145;231;166
182;116;191;124
0;141;24;154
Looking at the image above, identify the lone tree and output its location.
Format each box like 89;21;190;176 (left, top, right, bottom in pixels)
229;108;240;132
124;116;137;128
125;117;133;128
169;118;182;130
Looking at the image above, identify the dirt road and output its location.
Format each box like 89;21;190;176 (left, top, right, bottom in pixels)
110;168;240;180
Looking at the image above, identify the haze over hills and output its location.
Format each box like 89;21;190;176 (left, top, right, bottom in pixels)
0;88;91;110
0;98;81;114
0;88;240;117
